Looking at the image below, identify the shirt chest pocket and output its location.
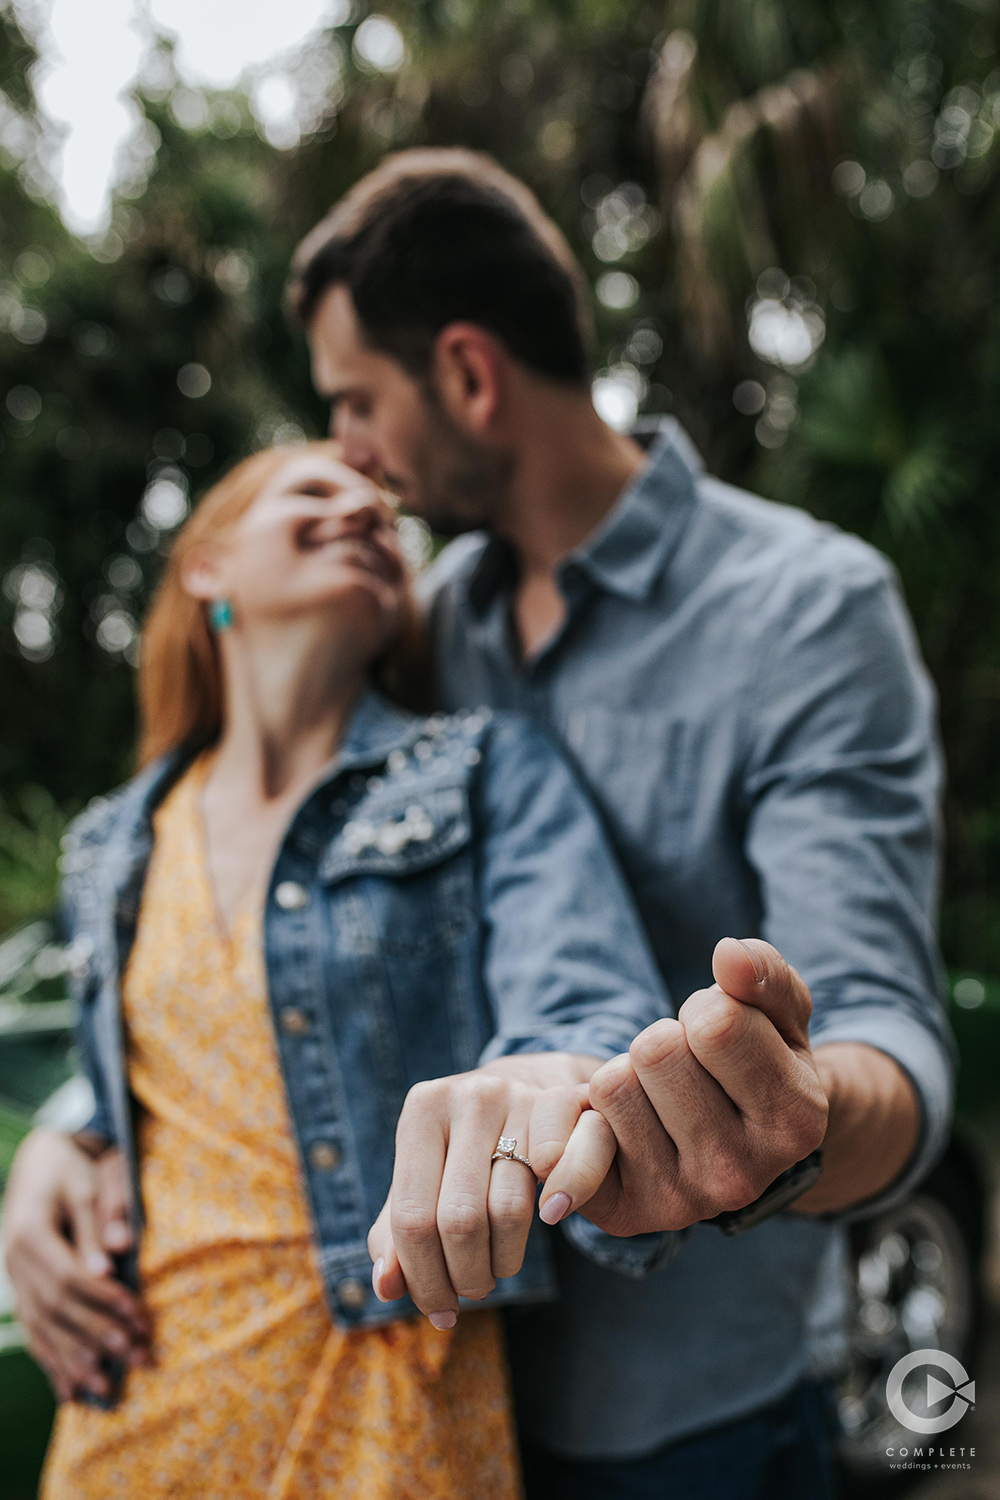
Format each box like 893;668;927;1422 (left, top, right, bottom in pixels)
319;784;477;957
563;706;703;860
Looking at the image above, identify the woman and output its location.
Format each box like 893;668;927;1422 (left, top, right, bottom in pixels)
39;442;667;1498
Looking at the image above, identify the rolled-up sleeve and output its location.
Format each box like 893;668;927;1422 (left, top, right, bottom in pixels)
474;714;672;1063
743;543;955;1218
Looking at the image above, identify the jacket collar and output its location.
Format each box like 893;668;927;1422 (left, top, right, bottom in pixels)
127;687;420;833
465;416;703;615
337;688;423;769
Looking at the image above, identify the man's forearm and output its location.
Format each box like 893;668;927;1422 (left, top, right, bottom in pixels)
794;1041;922;1214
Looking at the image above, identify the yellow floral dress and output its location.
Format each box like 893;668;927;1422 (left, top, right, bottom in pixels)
42;758;522;1500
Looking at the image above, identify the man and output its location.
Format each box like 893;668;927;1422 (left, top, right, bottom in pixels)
4;149;952;1495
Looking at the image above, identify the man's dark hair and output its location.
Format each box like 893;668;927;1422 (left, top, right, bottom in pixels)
288;148;593;387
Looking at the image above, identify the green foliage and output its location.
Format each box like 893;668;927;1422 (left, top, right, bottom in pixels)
0;0;999;967
0;789;66;935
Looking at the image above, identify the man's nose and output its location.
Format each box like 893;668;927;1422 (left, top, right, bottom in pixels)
330;412;383;483
334;490;393;534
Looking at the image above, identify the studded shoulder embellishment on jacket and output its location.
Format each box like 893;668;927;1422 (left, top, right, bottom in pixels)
343;804;436;857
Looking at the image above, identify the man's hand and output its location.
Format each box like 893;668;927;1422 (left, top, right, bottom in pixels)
367;1053;604;1327
2;1129;150;1401
538;939;829;1235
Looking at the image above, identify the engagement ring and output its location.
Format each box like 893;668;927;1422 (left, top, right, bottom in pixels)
491;1135;534;1172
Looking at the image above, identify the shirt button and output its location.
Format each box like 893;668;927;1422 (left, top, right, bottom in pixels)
280;1006;310;1035
274;880;310;911
338;1278;367;1311
309;1141;341;1171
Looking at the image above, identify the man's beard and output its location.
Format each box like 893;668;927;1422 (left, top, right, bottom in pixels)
402;387;515;537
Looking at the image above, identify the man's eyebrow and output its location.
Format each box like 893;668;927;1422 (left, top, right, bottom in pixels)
317;382;361;403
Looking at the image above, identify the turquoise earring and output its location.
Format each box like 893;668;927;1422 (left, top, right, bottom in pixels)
209;598;234;632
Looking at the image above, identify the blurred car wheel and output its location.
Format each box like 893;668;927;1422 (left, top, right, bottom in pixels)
837;1137;984;1497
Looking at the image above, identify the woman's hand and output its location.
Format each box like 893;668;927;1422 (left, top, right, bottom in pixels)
367;1054;615;1328
1;1129;150;1401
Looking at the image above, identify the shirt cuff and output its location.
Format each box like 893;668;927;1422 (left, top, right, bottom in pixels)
809;1002;955;1221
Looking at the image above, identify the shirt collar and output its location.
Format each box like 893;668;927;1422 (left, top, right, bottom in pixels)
565;416;702;602
464;416;703;615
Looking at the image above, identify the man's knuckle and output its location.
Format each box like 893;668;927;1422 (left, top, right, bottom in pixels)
677;988;715;1023
630;1021;687;1073
771;1087;828;1153
685;996;742;1049
589;1058;636;1112
695;1151;756;1214
603;1204;647;1238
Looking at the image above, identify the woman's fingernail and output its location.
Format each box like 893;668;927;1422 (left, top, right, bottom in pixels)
103;1222;131;1252
736;939;766;983
428;1311;457;1331
85;1252;110;1277
371;1258;386;1300
539;1192;572;1226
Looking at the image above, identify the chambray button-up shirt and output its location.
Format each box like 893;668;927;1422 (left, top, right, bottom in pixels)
426;417;955;1460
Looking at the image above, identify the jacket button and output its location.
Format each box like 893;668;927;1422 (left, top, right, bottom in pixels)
280;1006;310;1035
309;1141;341;1171
338;1278;367;1310
274;881;310;911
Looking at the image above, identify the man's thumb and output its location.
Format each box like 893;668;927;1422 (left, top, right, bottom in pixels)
711;937;811;1044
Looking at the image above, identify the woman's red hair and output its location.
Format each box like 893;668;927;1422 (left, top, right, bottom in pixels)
138;442;429;767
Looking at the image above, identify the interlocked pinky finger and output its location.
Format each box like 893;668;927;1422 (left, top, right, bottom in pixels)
538;1109;617;1225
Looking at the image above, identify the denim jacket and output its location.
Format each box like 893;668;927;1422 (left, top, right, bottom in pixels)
59;689;671;1328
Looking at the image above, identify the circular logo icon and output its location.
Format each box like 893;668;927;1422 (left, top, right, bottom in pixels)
886;1350;976;1434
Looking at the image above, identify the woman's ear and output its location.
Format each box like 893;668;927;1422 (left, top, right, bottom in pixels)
179;544;226;603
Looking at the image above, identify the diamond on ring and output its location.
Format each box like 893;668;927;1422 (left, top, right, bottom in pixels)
491;1136;535;1173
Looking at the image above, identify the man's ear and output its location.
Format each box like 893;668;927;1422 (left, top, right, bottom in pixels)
431;322;503;436
179;544;226;603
